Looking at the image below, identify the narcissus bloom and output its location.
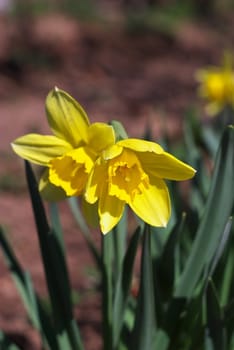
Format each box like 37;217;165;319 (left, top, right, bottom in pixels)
11;87;115;200
196;56;234;116
85;139;196;234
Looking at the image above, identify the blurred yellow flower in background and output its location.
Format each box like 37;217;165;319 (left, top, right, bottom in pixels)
85;138;196;234
196;54;234;116
12;88;115;200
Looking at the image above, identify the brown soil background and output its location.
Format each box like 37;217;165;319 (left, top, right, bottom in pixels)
0;8;234;350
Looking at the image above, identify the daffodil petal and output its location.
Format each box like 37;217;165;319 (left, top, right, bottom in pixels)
99;186;125;234
46;87;90;147
88;123;115;153
49;147;94;197
85;158;125;233
118;138;164;154
129;177;170;227
102;144;123;160
39;169;67;201
137;151;196;180
85;158;106;204
11;134;72;166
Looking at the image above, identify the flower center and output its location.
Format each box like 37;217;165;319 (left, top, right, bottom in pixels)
108;149;149;202
49;147;94;196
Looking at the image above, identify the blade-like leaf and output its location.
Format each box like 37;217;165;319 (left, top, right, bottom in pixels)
152;298;186;350
224;299;234;329
113;226;142;349
25;161;72;328
175;126;234;299
0;227;59;350
49;202;65;255
155;213;187;302
0;330;21;350
25;161;83;349
205;279;226;350
219;240;234;307
130;224;157;350
112;208;128;282
205;218;233;286
102;231;114;350
68;196;102;270
153;126;234;350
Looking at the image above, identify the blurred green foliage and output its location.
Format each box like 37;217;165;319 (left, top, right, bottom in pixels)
11;0;98;21
124;2;195;35
9;0;234;22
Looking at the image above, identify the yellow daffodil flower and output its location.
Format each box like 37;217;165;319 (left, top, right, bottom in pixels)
85;138;196;234
11;87;115;200
196;55;234;116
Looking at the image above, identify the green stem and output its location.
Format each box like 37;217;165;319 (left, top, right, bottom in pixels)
67;319;84;350
131;224;156;350
113;209;127;281
102;232;113;350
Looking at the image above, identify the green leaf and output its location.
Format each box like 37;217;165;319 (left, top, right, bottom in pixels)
152;298;186;350
0;330;21;350
25;161;83;349
205;332;215;350
129;225;157;350
112;208;128;282
202;127;220;157
113;226;142;349
205;218;233;284
175;126;234;299
49;202;65;254
219;239;234;307
0;227;34;319
102;231;114;350
205;279;227;350
224;298;234;330
155;213;187;302
152;126;234;350
184;110;200;168
110;120;128;141
68;197;102;270
0;227;59;350
152;329;170;350
25;161;72;326
179;292;204;349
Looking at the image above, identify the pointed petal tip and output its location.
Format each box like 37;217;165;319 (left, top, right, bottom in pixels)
160;220;168;228
101;228;110;235
100;220;113;235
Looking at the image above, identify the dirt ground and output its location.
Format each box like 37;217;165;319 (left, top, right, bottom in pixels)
0;10;234;350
